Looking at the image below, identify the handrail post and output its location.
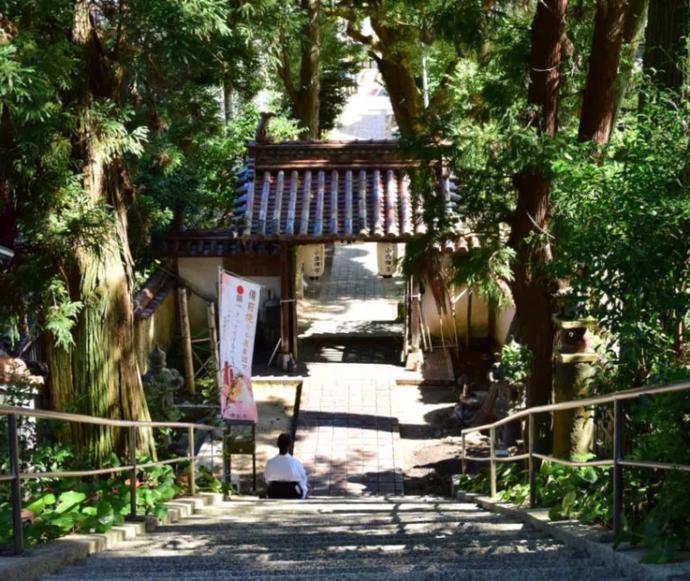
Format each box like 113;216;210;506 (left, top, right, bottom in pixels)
8;414;24;554
188;426;196;496
461;433;467;475
528;414;536;508
489;426;497;497
129;426;137;518
613;399;624;537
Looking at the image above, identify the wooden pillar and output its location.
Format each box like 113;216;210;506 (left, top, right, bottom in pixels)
178;287;195;393
279;244;297;369
207;302;220;376
406;277;423;371
465;289;473;349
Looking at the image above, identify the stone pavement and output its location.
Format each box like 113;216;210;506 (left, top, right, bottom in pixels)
295;242;406;496
299;242;403;338
293;362;405;496
45;496;631;580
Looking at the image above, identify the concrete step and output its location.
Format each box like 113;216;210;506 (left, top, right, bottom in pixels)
42;497;630;581
47;564;626;581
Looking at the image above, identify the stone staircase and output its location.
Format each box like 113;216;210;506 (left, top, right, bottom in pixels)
44;495;631;580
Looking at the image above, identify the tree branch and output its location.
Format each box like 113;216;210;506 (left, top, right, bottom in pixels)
277;45;297;106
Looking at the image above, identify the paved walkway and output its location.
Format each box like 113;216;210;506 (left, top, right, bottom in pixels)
294;362;404;496
299;243;403;338
295;243;406;496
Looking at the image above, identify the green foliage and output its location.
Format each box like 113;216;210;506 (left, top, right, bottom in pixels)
497;340;532;388
551;94;690;388
456;453;690;563
0;443;181;550
195;465;223;494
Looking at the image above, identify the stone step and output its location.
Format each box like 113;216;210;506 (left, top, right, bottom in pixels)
41;496;629;581
142;521;531;539
47;563;625;581
47;550;601;571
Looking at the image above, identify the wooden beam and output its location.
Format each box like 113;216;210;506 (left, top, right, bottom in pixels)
411;278;421;352
207;301;220;379
279;244;297;369
465;289;473;349
178;287;195;394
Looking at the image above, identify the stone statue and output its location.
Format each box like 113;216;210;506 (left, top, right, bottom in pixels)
142;345;183;416
255;112;276;144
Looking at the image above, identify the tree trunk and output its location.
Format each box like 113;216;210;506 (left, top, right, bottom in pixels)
223;80;233;124
375;54;423;139
295;0;321;138
46;0;154;466
578;0;628;143
644;0;689;92
509;0;568;453
369;18;423;140
550;0;630;454
610;0;649;131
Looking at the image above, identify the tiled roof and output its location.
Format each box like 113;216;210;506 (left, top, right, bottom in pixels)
231;140;460;242
133;269;177;321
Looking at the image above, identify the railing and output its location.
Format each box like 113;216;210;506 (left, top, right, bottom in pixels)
460;380;690;537
0;405;218;555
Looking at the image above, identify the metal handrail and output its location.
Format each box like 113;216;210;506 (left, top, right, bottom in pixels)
459;380;690;537
1;405;219;555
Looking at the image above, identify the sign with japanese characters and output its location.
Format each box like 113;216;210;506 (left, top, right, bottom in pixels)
218;272;260;423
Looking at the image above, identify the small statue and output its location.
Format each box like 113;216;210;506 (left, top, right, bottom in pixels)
142;345;183;415
255;112;276;144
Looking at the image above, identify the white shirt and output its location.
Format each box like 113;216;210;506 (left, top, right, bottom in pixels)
264;453;308;498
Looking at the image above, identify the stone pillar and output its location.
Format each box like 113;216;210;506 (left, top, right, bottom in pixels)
552;317;598;458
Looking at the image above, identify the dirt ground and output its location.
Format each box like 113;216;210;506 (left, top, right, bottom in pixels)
396;347;494;496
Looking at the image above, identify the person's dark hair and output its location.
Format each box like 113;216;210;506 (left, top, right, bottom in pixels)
277;433;291;455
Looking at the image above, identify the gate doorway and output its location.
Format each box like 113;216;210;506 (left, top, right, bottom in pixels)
297;242;405;364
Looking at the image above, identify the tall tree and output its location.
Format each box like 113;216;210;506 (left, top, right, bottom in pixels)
644;0;689;91
508;0;568;448
329;0;476;139
278;0;322;138
578;0;629;143
0;0;238;463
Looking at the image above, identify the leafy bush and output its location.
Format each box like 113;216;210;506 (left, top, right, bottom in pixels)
498;340;532;388
456;454;690;563
0;444;181;551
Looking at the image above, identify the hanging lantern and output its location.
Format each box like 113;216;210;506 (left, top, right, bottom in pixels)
303;244;325;279
377;242;397;277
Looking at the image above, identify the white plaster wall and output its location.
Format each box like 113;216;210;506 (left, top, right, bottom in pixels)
492;304;515;347
177;257;280;331
422;285;489;344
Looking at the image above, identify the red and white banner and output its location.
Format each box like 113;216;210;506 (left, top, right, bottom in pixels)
218;271;260;423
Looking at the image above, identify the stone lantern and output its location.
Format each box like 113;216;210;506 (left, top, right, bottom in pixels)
142;345;183;417
552;316;599;458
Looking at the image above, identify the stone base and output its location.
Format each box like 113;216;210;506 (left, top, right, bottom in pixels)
277;353;296;371
405;350;424;372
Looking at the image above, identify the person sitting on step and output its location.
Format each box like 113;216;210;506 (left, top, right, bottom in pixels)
264;433;308;499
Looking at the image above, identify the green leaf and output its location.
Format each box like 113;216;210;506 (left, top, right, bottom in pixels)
55;491;86;514
26;493;56;516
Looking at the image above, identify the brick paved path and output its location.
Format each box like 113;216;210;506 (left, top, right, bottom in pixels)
299;243;403;337
293;362;405;496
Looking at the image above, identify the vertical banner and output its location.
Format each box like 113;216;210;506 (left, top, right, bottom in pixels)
218;271;260;423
